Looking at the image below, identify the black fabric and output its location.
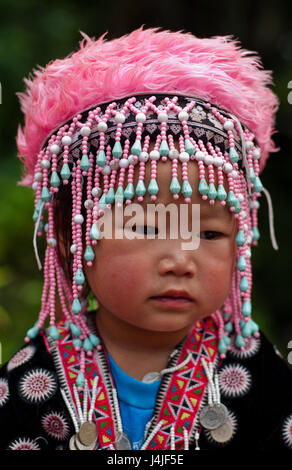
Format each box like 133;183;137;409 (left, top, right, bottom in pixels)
0;330;291;451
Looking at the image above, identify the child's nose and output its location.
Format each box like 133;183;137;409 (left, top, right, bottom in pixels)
157;245;196;277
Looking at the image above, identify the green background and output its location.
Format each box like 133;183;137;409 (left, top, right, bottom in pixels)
0;0;291;364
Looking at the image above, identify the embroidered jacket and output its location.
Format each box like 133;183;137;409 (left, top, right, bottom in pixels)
0;316;292;451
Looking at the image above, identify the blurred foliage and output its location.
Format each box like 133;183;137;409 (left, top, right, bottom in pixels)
0;0;292;364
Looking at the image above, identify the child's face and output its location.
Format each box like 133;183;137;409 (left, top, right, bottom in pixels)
85;142;237;335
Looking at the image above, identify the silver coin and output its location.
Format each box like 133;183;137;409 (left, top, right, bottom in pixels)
210;419;233;443
69;435;78;450
142;371;161;383
115;431;132;450
78;421;98;446
199;403;228;430
75;435;97;450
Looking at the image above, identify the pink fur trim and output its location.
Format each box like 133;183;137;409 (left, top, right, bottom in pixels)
16;25;279;185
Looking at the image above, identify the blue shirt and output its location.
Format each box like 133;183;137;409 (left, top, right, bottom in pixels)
107;353;161;450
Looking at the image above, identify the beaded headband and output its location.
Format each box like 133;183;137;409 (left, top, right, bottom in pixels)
27;92;274;389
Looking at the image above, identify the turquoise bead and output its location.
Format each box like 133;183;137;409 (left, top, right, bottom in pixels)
253;176;263;192
235;334;245;348
41;186;51;202
184;138;195;155
224;322;234;333
75;268;85;285
49;325;60;340
170;177;181;194
239;276;249;292
218;339;227;355
112;141;123;158
80;154;90;171
227;190;237;206
237;255;247;271
148;178;159;195
242;300;252;317
26;326;39;339
250;319;259;334
135;180;146;196
249;167;256;182
73;338;82;349
90;223;100;241
252;226;260;241
70;323;82;337
98;193;107;209
96;149;106;167
131;140;142;155
198;178;209;195
72;298;82;315
234;199;242;214
217;184;227;201
83;337;93;352
208;183;217;200
61;163;71;180
115;186;124;203
182;180;193;197
229;147;239;163
89;333;100;347
76;372;85;387
124;183;134;200
223;334;231;346
105;187;115;204
241;321;252;338
236;230;246;246
84;245;95;262
159;140;169;156
50;171;60;188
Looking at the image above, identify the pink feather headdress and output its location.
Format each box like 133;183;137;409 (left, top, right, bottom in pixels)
16;25;279;186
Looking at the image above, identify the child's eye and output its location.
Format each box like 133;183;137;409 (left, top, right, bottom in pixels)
132;225;159;235
199;231;223;240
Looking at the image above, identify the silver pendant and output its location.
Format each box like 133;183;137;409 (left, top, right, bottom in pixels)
75;435;97;450
210;419;233;443
78;421;98;446
69;435;78;450
114;431;131;450
142;371;161;383
199;403;228;430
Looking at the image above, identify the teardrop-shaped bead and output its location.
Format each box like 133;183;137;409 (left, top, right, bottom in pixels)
234;199;242;214
96;150;106;167
227;190;237;206
70;323;82;337
239;276;249;292
50;171;60;188
217;184;227;201
115;186;124;203
159;140;169;156
182;180;193;197
208;183;217;200
73;338;82;349
236;230;246;246
170;177;181;194
235;334;245;348
112;141;123;159
218;339;227;355
61;163;71;180
184;138;195;155
76;372;85;387
98;193;107;210
198;178;209;196
124;183;135;200
80;154;90;171
83;337;93;352
148;178;159;195
253;176;263;192
26;325;39;339
105;187;115;204
84;245;95;261
89;333;100;347
252;226;260;241
135;180;146;196
41;186;51;202
229;147;239;163
249;167;256;182
131;139;142;155
241;321;252;338
75;268;85;285
49;325;60;340
72;298;82;315
237;255;247;271
90;223;100;241
224;321;234;333
242;300;252;317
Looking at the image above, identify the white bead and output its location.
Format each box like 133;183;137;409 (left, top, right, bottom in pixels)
247;233;253;244
243;223;249;231
41;159;51;169
252;148;261;159
169;149;179;160
204;155;214;166
97;121;108;132
179;151;189;162
135;112;147;123
50;144;60;154
194;151;205;161
241;210;247;219
238;193;244;202
110;159;120;170
34;172;43;182
127;154;138;165
32;182;38;191
92;187;102;197
102;165;111;175
157;112;168;122
149;150;160;160
74;214;84;224
80;126;91;137
70;244;77;254
223;162;233;173
84;199;94;209
231;170;238;179
47;238;57;247
44;224;49;232
178;111;189;122
223;120;234;131
245;140;254;150
213;157;223;167
61;135;72;146
114;112;125;124
245;248;252;258
250;200;260;210
119;158;129;168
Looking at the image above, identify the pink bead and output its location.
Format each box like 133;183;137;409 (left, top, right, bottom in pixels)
220;201;226;206
162;156;167;162
24;337;30;343
209;200;215;205
173;194;179;200
138;196;144;202
202;195;208;200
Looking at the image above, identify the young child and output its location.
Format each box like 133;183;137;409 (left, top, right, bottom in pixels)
0;26;291;451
